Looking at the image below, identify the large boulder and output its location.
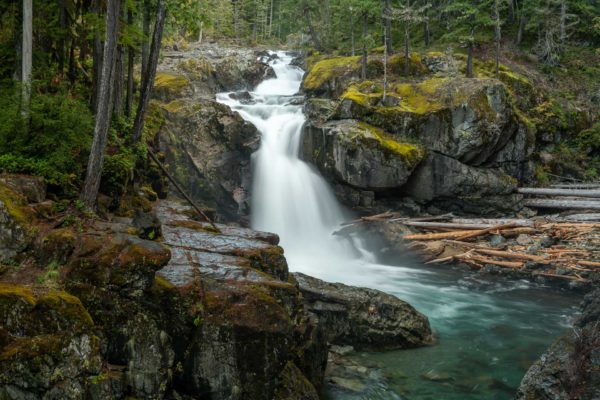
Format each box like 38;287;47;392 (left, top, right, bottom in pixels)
156;98;259;222
293;272;433;350
515;289;600;400
302;119;425;191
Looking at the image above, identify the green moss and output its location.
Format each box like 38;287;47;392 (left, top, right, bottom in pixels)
0;183;32;225
154;72;190;92
36;290;94;328
163;99;188;114
144;101;166;141
169;219;220;234
356;122;425;166
303;56;361;90
0;334;63;361
0;283;36;306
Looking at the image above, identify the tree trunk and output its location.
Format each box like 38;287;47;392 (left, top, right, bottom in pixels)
517;15;527;44
517;188;600;198
141;0;151;84
303;2;322;51
524;199;600;210
383;0;393;54
58;0;67;73
423;19;430;47
559;0;566;44
125;7;134;118
351;10;355;56
91;0;103;111
21;0;32;120
362;12;368;80
494;0;501;78
508;0;515;22
466;27;474;78
131;0;166;144
113;1;125;117
268;0;274;37
81;0;121;209
383;29;388;102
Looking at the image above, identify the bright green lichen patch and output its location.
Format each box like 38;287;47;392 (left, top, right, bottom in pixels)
356;122;425;166
154;72;190;92
0;183;32;225
303;56;361;90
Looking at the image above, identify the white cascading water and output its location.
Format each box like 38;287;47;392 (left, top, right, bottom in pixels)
217;51;378;282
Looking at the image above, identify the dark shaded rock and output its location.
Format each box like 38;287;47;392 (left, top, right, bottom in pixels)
515;289;600;400
36;228;77;265
293;272;433;350
133;210;162;240
404;152;517;200
157;98;258;222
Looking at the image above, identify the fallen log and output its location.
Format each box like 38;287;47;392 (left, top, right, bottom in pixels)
563;213;600;221
455;223;518;241
473;248;549;263
518;188;600;198
455;254;523;269
550;183;600;189
451;218;534;227
403;227;535;241
577;260;600;268
534;272;590;283
524;199;600;210
401;221;490;230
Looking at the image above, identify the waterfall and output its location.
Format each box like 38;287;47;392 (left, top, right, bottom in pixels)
217;51;373;281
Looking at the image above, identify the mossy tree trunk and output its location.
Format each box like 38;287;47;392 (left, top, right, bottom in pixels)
81;0;121;209
131;0;166;144
141;0;151;84
91;0;103;112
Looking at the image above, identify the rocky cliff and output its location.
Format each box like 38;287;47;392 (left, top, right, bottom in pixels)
299;52;584;216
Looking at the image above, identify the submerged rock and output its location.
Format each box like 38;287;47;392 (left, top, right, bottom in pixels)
515;289;600;400
293;272;433;350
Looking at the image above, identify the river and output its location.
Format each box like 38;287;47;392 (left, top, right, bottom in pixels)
216;51;582;400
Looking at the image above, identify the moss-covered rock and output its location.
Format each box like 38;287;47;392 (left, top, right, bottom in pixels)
303;119;425;191
0;182;35;262
153;72;193;102
302;56;361;97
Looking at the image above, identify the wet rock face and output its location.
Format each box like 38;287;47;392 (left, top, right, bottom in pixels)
516;289;600;400
303;120;424;191
157;98;258;222
293;273;433;350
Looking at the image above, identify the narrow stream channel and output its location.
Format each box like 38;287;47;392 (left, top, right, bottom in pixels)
217;51;582;400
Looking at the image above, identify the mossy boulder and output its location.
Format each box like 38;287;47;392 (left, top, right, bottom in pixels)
302;56;362;97
0;182;35;262
303;119;425;191
336;78;526;167
153;72;194;102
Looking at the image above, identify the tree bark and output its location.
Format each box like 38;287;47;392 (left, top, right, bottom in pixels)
350;10;355;56
524;199;600;210
466;26;474;78
383;0;393;54
58;0;67;73
81;0;121;209
423;19;430;47
91;0;103;111
131;0;166;144
559;0;566;44
21;0;32;119
362;12;368;80
494;0;501;78
125;7;135;118
113;1;126;116
403;7;410;76
302;1;322;51
383;29;388;102
517;188;600;198
141;0;151;84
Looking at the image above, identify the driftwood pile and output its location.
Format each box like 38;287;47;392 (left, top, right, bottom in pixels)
348;212;600;285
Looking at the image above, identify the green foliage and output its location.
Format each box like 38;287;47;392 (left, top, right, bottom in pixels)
36;261;62;286
0;85;93;192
